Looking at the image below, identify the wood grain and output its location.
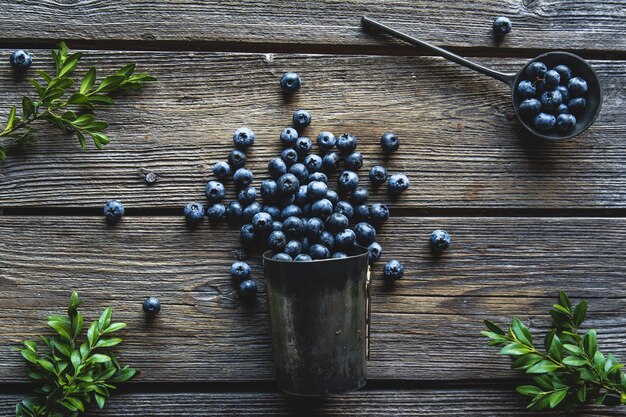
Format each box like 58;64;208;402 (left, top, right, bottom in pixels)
1;216;624;383
1;388;624;417
0;1;624;53
0;52;624;209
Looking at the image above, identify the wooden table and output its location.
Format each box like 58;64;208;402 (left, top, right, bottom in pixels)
1;1;625;415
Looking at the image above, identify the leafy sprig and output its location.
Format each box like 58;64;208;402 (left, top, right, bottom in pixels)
15;292;136;417
482;291;626;411
0;42;155;160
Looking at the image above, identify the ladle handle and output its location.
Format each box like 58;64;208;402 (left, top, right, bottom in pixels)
362;16;516;87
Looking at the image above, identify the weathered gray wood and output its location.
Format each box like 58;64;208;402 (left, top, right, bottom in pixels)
0;1;624;52
0;52;625;209
1;216;624;382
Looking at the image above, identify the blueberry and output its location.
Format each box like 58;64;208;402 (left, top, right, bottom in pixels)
556;85;569;103
345;151;363;171
228;149;247;169
103;200;124;222
388;173;410;194
271;220;283;231
337;170;359;193
9;50;32;71
277;173;300;195
280;127;299;147
233;127;255;150
281;204;302;220
354;204;370;221
525;61;547;81
294;254;312;261
517;80;537;99
272;253;292;261
207;203;225;221
380;132;399;152
317;131;337;152
233;168;254;189
213;161;231;180
230;261;251;282
293;110;312;131
325;189;339;205
284;240;302;257
226;201;243;221
354;222;376;245
205;181;225;203
143;297;161;315
280;72;301;92
544;70;560;90
350;187;369;205
287;163;309;184
369;165;388;186
300;237;311;253
367;242;383;265
242;202;262;222
322;152;340;171
238;279;258;297
334;201;354;220
326;212;349;232
540;90;562;112
268;230;287;252
533;112;556;131
553;65;572;84
556;113;577;132
264;205;281;220
568;77;588;97
335;229;357;250
518;98;542;118
332;252;348;258
295;185;309;205
283;216;304;238
268;157;288;179
337;133;358;154
430;229;451;253
308;181;328;201
305;217;325;240
241;223;257;244
319;230;335;250
370;203;389;225
261;179;278;203
309;243;330;260
308;172;328;183
556;103;569;115
183;202;205;223
535;79;546;96
311;198;333;218
295;136;312;156
281;147;299;166
252;212;273;233
492;16;512;37
303;154;323;172
383;260;404;280
568;97;586;115
238;186;257;206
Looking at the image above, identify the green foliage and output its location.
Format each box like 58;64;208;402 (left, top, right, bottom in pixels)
0;42;155;160
482;291;626;412
15;292;136;417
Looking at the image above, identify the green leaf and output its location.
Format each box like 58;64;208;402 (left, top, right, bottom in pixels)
0;146;6;161
37;359;57;374
58;52;83;78
95;393;106;409
88;94;115;105
516;385;544;397
116;63;135;77
95;337;122;348
559;291;572;310
76;129;87;149
50;338;71;357
49;77;74;90
31;79;45;96
3;106;17;133
61;110;77;121
60;400;77;412
484;320;505;336
592;350;605;373
67;92;89;105
548;334;562;362
99;307;112;329
577;384;587;403
572;300;587;327
89;132;110;149
65;397;84;412
96;75;125;93
526;360;561;374
596;392;608;406
72;312;83;338
23;340;37;353
47;320;71;340
110;366;136;383
563;344;583;355
72;114;94;126
42;88;65;102
71;350;81;371
552;304;571;316
84;121;108;132
583;329;598;358
80;66;96;94
37;70;53;83
22;97;34;119
87;321;99;346
510;317;533;346
103;322;127;334
88;354;111;363
500;342;531;356
21;349;39;364
549;390;567;409
562;356;587;367
79;342;90;359
511;353;543;371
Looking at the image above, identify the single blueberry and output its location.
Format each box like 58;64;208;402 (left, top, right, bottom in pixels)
228;149;247;169
332;252;348;258
272;253;292;261
268;157;288;179
556;85;569;102
322;151;340;171
271;220;283;231
525;61;547;81
238;186;257;206
383;260;404;280
325;190;339;206
280;72;301;92
388;173;410;194
294;254;312;261
544;70;560;90
518;98;542;118
334;200;354;220
103;200;125;222
293;110;312;131
326;212;349;232
369;165;388;186
263;205;281;220
350;187;369;205
10;50;32;71
261;179;278;203
230;261;251;282
233;127;255;150
380;132;400;152
268;230;288;252
309;243;330;260
283;216;304;238
354;204;370;222
233;168;253;189
242;202;262;222
303;154;323;172
207;203;225;222
556;103;569;115
301;237;312;253
517;80;537;99
213;161;231;180
288;163;309;184
305;217;325;240
281;147;299;166
281;204;303;220
367;242;383;265
183;202;205;223
311;198;333;218
430;229;451;253
568;97;586;115
280;127;299;147
335;229;357;250
492;16;512;37
284;240;303;258
535;79;546;96
308;172;328;183
533;112;556;131
238;279;258;297
295;185;309;205
540;90;563;112
277;193;296;207
252;212;273;233
294;136;312;156
143;297;161;315
226;201;243;221
354;222;376;246
277;173;300;195
345;151;363;171
337;133;358;154
317;131;337;152
556;113;577;132
205;181;225;203
370;203;390;225
568;77;588;97
553;65;572;84
308;181;328;201
337;170;359;193
319;230;335;250
240;223;257;244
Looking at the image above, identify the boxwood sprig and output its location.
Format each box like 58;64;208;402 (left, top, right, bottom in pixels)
15;292;136;417
482;291;626;411
0;42;155;160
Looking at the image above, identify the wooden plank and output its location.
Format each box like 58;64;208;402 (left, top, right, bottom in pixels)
0;1;624;52
1;216;624;383
0;52;624;209
1;388;624;416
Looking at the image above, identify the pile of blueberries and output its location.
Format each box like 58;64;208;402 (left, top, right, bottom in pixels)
517;61;588;133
